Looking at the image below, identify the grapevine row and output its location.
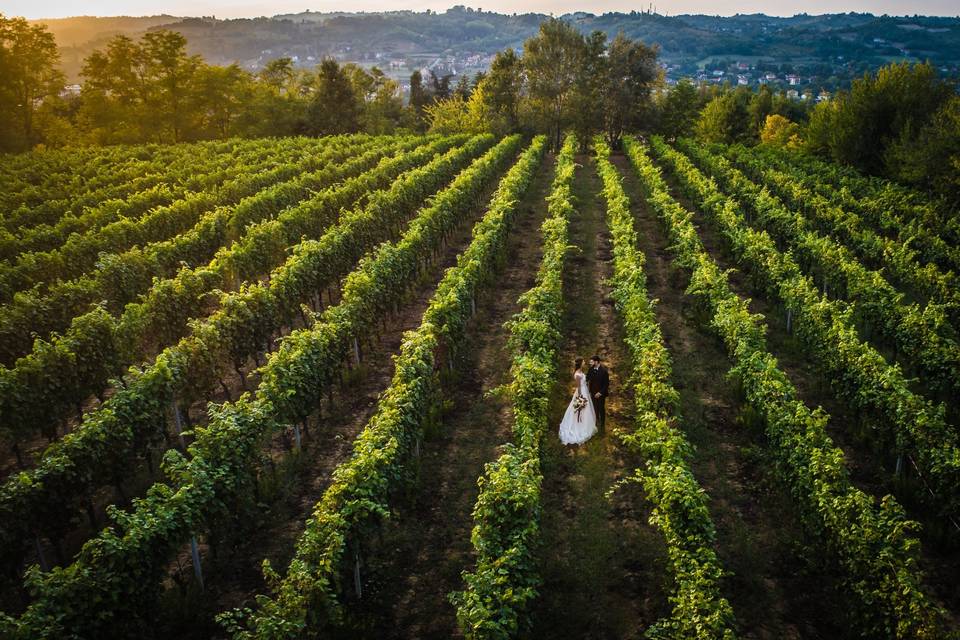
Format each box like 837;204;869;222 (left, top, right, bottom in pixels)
0;135;429;458
677;139;960;401
0;135;492;583
0;138;292;261
624;136;947;639
595;139;737;639
450;134;574;639
728;144;960;274
0;135;392;363
712;144;960;323
0;134;530;640
0;137;331;301
0;138;251;229
651;137;960;520
220;134;545;640
758;145;960;247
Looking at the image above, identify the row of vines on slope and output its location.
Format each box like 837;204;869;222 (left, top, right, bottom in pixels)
726;144;960;275
595;138;737;639
0;137;323;300
650;137;960;521
677;139;960;402
217;136;546;640
0;135;432;459
449;134;574;639
0;137;297;261
0;136;385;362
0;135;490;586
713;143;960;326
625;136;947;639
0;134;527;640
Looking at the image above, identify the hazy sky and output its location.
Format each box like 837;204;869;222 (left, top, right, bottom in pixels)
10;0;960;19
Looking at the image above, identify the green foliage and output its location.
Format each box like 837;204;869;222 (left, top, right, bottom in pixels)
656;79;701;139
695;89;752;144
451;134;571;639
806;62;955;184
625;135;949;639
220;135;544;639
595;138;736;640
4;134;510;639
758;114;802;149
0;14;64;151
668;137;960;520
885;95;960;206
305;59;362;135
0;135;483;587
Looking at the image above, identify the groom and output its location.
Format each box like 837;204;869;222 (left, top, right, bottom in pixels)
587;354;609;434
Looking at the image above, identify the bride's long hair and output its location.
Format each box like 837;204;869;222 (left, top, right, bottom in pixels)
574;357;583;372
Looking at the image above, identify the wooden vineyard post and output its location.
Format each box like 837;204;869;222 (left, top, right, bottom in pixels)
786;308;793;334
33;532;49;572
191;536;204;590
353;545;362;599
171;400;187;450
353;337;361;366
895;452;903;477
292;423;302;450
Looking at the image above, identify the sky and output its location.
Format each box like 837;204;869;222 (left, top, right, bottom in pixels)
8;0;960;19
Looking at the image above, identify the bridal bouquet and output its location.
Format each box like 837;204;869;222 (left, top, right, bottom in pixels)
573;393;588;421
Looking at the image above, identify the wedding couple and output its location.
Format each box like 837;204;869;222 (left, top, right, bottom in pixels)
558;355;609;446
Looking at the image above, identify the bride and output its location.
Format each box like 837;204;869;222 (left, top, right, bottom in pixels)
558;358;598;445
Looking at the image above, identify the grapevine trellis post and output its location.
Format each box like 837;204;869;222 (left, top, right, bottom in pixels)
191;536;204;590
33;532;49;572
171;399;187;450
353;545;362;599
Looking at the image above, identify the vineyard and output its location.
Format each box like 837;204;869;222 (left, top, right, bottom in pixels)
0;132;958;640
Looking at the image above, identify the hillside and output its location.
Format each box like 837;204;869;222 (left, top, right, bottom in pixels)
34;9;960;86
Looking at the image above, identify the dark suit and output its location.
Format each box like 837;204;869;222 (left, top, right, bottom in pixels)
587;364;610;432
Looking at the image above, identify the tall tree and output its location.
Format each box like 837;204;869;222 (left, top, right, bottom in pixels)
0;15;64;150
657;79;701;139
569;30;607;147
478;48;522;133
191;63;248;138
523;18;584;149
141;30;200;142
79;35;149;143
601;32;660;145
305;58;361;135
409;69;429;131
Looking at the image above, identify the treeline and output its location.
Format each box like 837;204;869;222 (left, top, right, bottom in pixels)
658;62;959;206
421;18;660;147
1;15;660;152
0;14;417;149
3;13;957;204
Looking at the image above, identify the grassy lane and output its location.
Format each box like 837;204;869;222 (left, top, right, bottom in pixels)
531;154;669;640
335;150;556;639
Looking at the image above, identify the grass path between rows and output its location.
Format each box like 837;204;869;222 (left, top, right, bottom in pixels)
531;153;669;640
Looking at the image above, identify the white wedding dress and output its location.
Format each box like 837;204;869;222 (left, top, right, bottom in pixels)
558;371;598;445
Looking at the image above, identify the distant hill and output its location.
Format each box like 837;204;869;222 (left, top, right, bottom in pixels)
32;9;960;87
